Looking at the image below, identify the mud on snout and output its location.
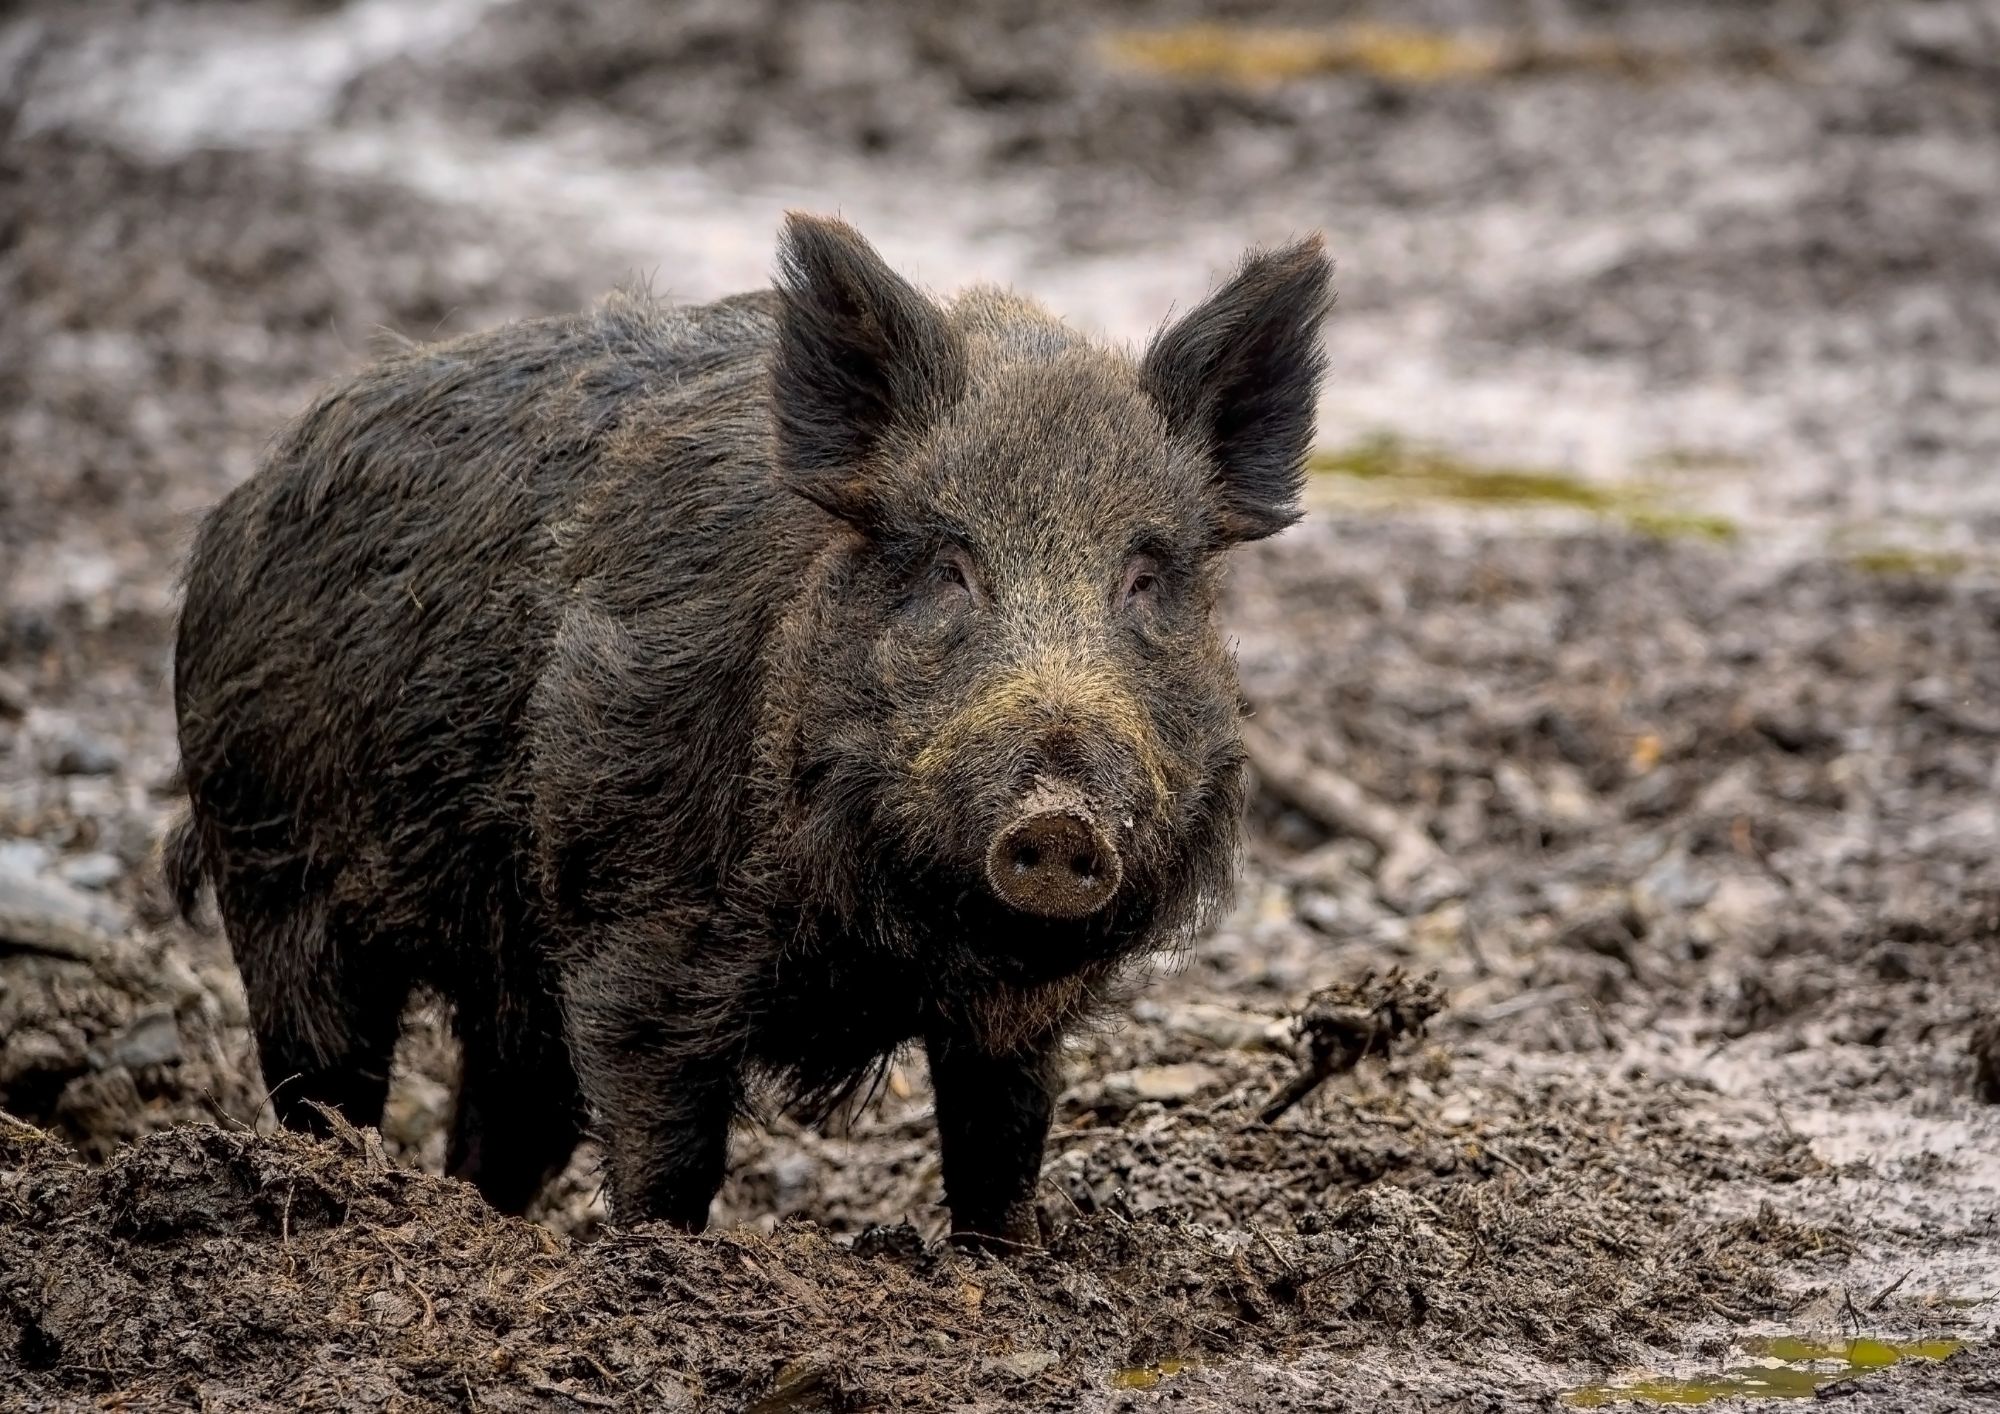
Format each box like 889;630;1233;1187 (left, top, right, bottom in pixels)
903;657;1175;924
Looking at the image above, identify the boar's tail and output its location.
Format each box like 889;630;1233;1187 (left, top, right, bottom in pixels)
161;809;210;925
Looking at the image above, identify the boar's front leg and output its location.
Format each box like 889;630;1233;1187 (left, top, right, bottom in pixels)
562;945;745;1230
924;1029;1061;1248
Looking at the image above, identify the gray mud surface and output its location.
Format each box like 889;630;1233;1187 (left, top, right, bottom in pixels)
3;1;1997;1409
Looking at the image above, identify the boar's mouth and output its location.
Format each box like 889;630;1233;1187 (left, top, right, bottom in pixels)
982;784;1123;921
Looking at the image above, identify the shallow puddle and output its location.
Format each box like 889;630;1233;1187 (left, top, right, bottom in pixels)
1564;1336;1964;1406
1111;1357;1203;1391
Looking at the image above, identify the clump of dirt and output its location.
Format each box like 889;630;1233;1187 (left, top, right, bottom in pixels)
1257;968;1446;1121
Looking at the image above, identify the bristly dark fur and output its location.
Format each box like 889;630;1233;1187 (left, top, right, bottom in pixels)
161;807;207;923
170;214;1331;1244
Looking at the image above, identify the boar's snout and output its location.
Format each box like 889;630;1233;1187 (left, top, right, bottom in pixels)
985;785;1123;920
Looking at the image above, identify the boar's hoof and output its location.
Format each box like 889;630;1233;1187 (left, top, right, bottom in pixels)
986;804;1121;920
948;1201;1045;1253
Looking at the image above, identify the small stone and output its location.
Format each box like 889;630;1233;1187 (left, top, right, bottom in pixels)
0;668;27;720
1131;1062;1223;1103
1541;762;1600;830
987;1350;1056;1379
36;718;123;777
1295;890;1346;933
362;1288;419;1328
90;1006;183;1071
1069;1062;1225;1118
1638;847;1716;914
1436;1097;1474;1128
59;852;123;892
0;840;55;876
1691;874;1788;947
768;1152;817;1209
1409;901;1467;957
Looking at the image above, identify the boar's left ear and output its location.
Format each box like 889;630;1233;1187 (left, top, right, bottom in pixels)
1142;237;1332;544
772;213;967;527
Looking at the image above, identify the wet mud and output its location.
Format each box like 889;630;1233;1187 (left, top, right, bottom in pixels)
3;0;1997;1409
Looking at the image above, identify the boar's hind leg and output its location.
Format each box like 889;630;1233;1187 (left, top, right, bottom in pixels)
448;973;585;1215
924;1031;1060;1249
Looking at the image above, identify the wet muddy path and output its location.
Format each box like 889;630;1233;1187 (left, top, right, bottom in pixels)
3;1;1997;1408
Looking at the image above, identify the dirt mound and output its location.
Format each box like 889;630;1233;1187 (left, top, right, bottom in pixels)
0;1090;1836;1412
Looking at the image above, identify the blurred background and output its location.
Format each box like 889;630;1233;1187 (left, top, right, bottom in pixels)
7;0;1998;602
2;2;1998;1407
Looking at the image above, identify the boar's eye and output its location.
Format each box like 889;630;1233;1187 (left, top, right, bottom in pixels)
1120;556;1161;610
933;548;980;603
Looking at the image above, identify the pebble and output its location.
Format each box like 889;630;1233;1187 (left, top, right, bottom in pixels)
1639;847;1716;913
0;839;55;876
29;712;125;777
59;851;124;891
768;1152;818;1210
987;1350;1057;1379
45;730;124;777
1082;1062;1224;1113
89;1005;183;1070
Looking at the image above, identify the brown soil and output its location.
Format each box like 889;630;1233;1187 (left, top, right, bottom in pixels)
3;1;1996;1409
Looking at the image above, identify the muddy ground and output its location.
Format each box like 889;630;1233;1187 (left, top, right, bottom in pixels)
3;0;1998;1409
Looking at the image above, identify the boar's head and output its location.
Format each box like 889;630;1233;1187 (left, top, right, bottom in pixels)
768;214;1329;982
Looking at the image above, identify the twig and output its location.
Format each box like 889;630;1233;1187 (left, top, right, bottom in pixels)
1867;1269;1913;1311
372;1235;437;1329
1240;718;1465;912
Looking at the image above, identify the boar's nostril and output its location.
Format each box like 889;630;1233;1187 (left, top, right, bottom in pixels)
986;803;1122;920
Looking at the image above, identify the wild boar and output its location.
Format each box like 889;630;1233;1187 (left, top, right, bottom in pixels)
167;215;1330;1243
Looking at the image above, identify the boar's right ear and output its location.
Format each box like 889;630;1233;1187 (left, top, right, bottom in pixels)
1142;237;1332;545
772;213;966;527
